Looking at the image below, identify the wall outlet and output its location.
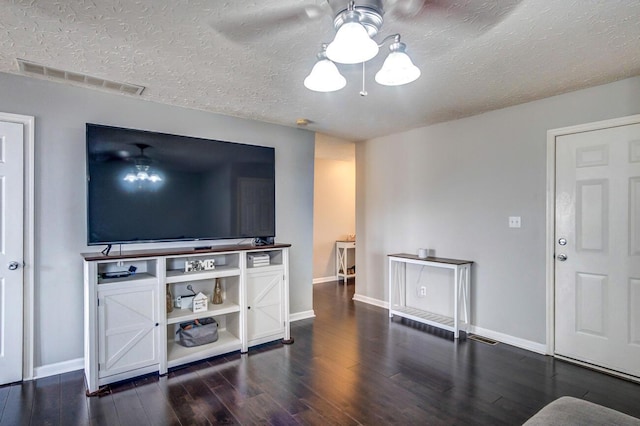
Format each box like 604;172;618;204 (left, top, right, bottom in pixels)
508;216;521;228
419;286;427;296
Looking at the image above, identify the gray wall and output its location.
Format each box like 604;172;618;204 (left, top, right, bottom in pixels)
356;76;640;345
0;72;315;369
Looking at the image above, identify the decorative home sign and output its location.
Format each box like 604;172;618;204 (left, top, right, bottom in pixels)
192;292;208;313
184;259;215;272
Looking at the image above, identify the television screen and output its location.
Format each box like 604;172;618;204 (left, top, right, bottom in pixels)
86;124;275;245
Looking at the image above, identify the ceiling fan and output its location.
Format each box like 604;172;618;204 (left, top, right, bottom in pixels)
210;1;521;92
211;1;430;92
210;1;429;42
209;0;522;42
123;144;162;183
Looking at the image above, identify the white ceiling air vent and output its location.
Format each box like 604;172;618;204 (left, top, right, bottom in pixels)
16;59;145;95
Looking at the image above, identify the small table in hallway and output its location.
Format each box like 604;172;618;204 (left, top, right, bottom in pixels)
336;240;355;283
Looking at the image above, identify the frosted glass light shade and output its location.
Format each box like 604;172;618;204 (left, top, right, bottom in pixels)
123;164;163;182
375;50;421;86
326;21;379;64
304;59;346;92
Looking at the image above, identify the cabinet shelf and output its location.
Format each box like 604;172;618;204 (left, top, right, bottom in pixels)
166;330;241;368
165;266;240;283
97;272;158;286
246;264;284;273
166;301;241;325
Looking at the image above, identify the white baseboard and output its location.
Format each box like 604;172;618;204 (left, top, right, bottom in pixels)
290;310;316;322
312;276;337;284
349;295;547;355
352;293;389;309
469;325;548;355
31;312;316;380
34;357;84;379
27;320;544;384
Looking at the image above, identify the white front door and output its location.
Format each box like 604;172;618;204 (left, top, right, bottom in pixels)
554;120;640;378
0;120;24;385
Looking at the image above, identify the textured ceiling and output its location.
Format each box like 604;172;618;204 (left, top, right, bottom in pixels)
1;0;639;141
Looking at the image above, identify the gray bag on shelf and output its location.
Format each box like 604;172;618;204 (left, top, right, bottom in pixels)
177;317;218;347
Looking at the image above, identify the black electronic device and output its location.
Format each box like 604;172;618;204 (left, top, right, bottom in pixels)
253;237;275;246
101;265;137;279
86;124;276;246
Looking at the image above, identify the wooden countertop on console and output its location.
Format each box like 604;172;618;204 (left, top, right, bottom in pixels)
388;253;473;265
82;243;291;261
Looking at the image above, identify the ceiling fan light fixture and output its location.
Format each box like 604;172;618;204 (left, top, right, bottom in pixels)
123;164;163;183
148;173;162;183
375;41;421;86
304;1;419;93
326;11;378;64
123;144;163;184
123;172;137;183
304;48;346;92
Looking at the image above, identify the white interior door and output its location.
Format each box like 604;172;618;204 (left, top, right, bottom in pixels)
0;121;24;385
555;121;640;378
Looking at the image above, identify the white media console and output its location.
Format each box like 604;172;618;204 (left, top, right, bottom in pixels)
82;244;290;394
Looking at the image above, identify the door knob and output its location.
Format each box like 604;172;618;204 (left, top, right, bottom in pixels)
8;261;22;270
556;254;567;261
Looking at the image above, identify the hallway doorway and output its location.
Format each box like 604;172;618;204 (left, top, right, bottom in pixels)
312;134;356;289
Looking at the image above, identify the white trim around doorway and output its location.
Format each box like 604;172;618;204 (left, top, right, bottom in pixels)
0;112;35;380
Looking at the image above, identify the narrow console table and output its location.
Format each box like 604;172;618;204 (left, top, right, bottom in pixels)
336;240;356;283
388;253;472;338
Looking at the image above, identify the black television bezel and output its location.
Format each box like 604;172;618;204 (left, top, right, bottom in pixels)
85;123;276;246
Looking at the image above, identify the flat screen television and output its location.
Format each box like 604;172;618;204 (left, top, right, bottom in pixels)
86;123;275;246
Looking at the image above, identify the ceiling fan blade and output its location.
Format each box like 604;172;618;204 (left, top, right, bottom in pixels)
210;2;331;42
380;0;523;59
385;0;427;19
386;0;521;28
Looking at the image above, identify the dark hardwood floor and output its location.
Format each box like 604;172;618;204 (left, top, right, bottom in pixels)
2;280;640;425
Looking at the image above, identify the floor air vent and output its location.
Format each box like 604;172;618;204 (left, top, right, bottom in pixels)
469;334;499;345
16;59;145;95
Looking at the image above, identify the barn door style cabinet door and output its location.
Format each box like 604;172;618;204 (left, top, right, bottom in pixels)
245;248;290;347
84;257;162;394
83;244;290;395
97;281;160;379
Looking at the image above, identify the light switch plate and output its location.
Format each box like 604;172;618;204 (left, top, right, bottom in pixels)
509;216;521;228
